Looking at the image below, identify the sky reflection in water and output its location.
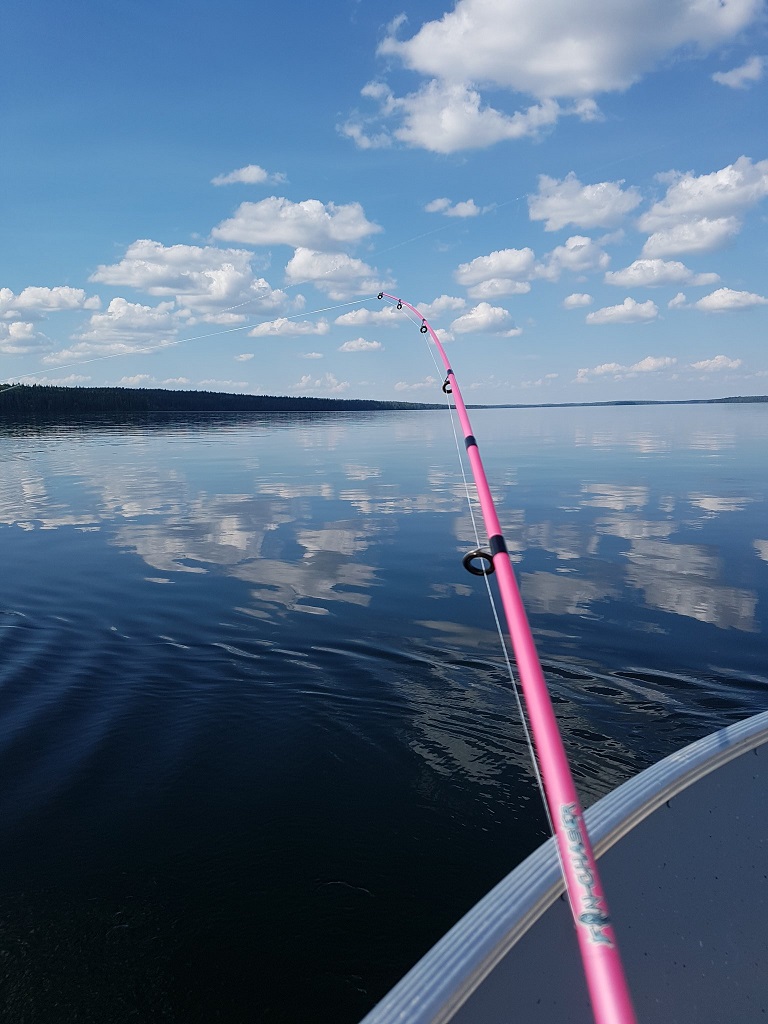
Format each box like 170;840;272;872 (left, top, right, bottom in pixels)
0;404;766;1023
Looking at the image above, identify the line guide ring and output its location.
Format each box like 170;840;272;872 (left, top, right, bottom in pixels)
462;548;495;576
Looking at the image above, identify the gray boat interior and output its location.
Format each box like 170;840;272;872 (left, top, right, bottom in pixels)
361;709;768;1024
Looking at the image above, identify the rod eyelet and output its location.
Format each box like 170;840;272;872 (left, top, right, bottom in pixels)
462;549;495;576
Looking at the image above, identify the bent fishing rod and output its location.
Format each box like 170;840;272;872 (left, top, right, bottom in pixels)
379;293;637;1024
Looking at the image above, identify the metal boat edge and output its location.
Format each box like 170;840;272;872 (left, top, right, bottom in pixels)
359;709;768;1024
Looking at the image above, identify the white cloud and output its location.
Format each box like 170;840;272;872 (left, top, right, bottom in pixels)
605;258;719;287
0;286;100;319
212;196;381;248
90;239;287;316
234;353;255;361
348;3;762;151
416;295;467;319
693;287;768;312
338;338;383;352
638;157;768;255
668;292;689;309
197;379;250;391
248;317;331;337
334;305;401;327
586;297;659;324
211;164;286;186
540;235;610;278
301;352;324;360
292;372;350;393
641;217;741;257
712;55;765;88
35;374;93;386
284;248;392;301
425;197;490;217
455;247;537;298
529;173;641;231
0;321;44;354
631;355;676;372
450;302;521;336
45;298;183;361
690;354;743;370
348;80;568;153
576;354;677;381
119;374;154;386
378;0;762;100
394;375;439;391
639;158;768;231
563;293;593;308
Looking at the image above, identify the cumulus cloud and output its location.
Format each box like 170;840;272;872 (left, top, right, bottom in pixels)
90;239;287;316
712;55;765;88
415;295;467;319
639;158;768;230
212;196;381;249
34;374;93;386
0;286;100;319
641;217;741;257
605;258;719;287
234;353;255;361
586;297;659;324
576;354;677;381
693;287;768;312
284;248;392;301
211;164;286;186
338;338;383;352
347;1;762;151
540;235;610;279
248;317;331;337
690;354;743;370
529;173;642;231
378;0;761;99
45;298;184;361
394;375;439;391
334;305;401;327
454;247;536;298
450;302;521;336
292;372;350;394
197;379;250;391
638;157;768;255
0;321;44;354
425;197;490;217
563;293;593;308
301;352;324;360
345;81;570;153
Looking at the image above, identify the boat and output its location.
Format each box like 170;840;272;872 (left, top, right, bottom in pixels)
360;708;768;1023
363;295;768;1024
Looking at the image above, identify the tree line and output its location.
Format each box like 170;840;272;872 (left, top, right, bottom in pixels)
0;384;441;418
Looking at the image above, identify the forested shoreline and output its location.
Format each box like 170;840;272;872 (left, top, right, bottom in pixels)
0;384;440;417
0;383;766;420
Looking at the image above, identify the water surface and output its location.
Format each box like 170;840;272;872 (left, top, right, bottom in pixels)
0;404;766;1022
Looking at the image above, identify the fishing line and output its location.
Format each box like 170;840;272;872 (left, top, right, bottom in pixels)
0;296;374;397
395;298;554;831
381;291;637;1024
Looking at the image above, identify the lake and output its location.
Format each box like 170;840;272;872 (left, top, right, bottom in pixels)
0;403;766;1023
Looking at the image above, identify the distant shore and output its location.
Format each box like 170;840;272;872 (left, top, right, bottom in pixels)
0;383;767;419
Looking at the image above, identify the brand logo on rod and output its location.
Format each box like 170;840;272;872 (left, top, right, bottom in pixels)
561;803;614;947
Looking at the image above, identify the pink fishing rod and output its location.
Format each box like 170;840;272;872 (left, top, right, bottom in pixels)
380;293;637;1024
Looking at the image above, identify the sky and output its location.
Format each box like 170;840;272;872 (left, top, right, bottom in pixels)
1;0;767;405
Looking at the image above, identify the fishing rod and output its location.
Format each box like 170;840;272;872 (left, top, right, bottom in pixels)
379;292;637;1024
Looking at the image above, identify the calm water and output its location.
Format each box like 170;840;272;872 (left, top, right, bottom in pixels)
0;404;766;1022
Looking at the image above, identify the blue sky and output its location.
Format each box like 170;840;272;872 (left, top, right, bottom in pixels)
2;0;767;404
